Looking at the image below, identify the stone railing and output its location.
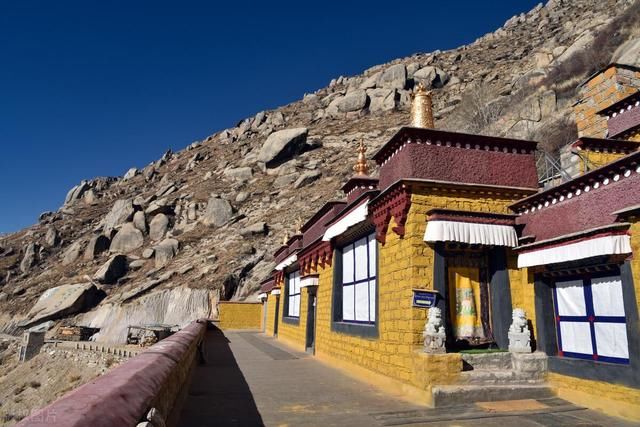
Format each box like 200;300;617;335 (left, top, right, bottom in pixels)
17;319;207;427
51;340;142;358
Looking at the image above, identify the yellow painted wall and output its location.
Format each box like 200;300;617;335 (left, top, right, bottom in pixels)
311;186;520;393
549;373;640;421
277;287;309;351
507;257;537;336
580;150;629;173
629;220;640;319
265;294;279;336
218;302;263;330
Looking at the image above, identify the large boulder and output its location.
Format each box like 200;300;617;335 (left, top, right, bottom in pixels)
154;238;179;268
93;254;128;284
123;167;138;180
413;66;450;88
378;64;407;90
202;197;234;227
44;226;60;248
336;90;368;113
20;242;39;273
83;235;110;260
102;199;136;235
149;213;170;241
612;37;640;67
109;223;144;253
257;128;308;167
133;211;147;234
24;283;103;327
367;88;397;112
64;181;90;206
61;240;83;266
223;166;253;182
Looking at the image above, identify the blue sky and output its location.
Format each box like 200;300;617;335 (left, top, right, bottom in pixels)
0;0;541;233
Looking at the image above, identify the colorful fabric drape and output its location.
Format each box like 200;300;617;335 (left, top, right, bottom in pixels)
448;266;485;340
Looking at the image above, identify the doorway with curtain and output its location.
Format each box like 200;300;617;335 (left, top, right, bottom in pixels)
444;243;495;349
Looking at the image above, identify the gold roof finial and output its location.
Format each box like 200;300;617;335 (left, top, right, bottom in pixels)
295;216;304;234
411;83;434;129
352;140;370;176
282;231;290;245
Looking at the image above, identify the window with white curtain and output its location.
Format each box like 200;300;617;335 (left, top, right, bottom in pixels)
286;270;301;318
554;274;629;364
341;233;377;323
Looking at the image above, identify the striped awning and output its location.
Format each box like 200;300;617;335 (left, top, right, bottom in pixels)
517;234;632;268
322;202;369;241
275;254;297;271
424;220;518;247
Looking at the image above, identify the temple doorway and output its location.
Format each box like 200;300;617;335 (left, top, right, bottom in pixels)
444;244;495;349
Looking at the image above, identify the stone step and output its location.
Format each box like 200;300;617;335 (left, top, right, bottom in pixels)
461;352;512;371
432;384;554;407
459;369;544;385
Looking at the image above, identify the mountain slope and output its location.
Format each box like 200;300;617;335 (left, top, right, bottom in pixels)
0;0;638;341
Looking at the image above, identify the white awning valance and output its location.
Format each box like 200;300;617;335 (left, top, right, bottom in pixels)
258;293;267;300
300;276;319;288
424;220;518;247
322;202;369;241
517;234;632;268
270;289;281;296
275;254;297;271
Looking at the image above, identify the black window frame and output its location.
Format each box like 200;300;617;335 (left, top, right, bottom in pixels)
282;269;301;325
332;231;379;338
534;260;640;389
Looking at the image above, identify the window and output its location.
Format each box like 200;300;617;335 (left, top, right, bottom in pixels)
286;270;301;318
553;274;629;364
340;233;377;323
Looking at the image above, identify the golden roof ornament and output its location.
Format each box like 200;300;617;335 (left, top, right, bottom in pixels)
411;82;434;129
282;231;290;245
295;216;304;234
352;140;370;176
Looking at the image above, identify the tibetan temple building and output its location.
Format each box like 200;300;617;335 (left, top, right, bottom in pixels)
256;65;640;420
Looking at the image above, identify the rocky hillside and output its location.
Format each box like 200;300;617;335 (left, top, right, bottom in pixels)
0;0;639;342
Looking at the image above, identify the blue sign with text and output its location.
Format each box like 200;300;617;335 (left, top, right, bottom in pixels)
412;289;439;308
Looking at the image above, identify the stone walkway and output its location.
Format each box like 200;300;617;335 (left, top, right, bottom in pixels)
176;328;638;426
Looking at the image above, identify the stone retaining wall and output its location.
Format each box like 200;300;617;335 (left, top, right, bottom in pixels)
16;319;207;427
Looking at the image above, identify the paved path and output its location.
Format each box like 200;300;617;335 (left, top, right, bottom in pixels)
176;328;637;427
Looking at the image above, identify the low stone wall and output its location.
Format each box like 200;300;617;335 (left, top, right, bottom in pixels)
218;301;262;330
16;319;207;427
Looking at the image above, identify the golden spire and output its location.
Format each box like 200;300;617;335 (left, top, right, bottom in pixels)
352;140;370;176
411;83;434;128
295;216;304;234
282;231;289;245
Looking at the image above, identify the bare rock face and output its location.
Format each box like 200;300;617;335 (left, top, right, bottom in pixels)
154;238;179;268
83;235;110;260
24;283;103;327
223;166;253;182
61;240;83;266
257;128;308;167
93;254;128;284
149;213;170;241
109;223;144;253
102;199;136;235
202;197;233;227
20;242;39;273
